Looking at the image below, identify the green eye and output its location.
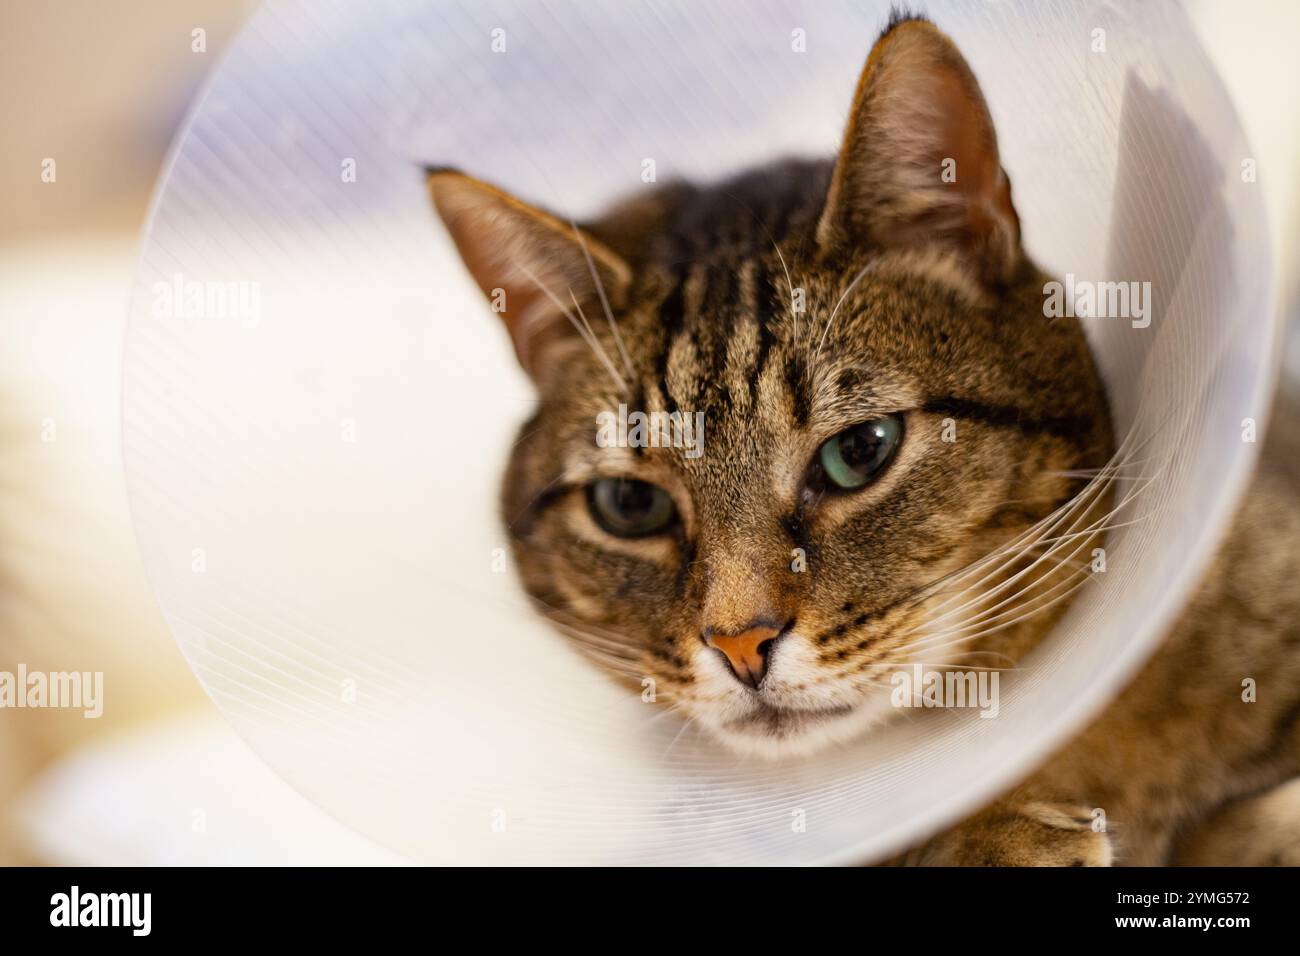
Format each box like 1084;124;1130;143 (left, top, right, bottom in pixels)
816;416;903;490
587;478;677;537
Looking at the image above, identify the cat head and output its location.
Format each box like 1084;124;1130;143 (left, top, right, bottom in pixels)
429;16;1112;758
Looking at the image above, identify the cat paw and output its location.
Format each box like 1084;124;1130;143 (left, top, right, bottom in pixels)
904;801;1114;867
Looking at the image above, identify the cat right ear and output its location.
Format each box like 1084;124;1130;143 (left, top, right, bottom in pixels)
816;16;1021;286
427;169;632;379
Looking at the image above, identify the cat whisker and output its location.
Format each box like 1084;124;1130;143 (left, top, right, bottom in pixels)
569;218;635;379
661;712;699;760
877;489;1094;621
980;493;1083;507
865;655;1020;673
1042;451;1158;478
899;438;1162;649
814;260;878;361
909;558;1094;653
770;238;799;338
917;440;1152;624
544;620;645;669
517;594;699;686
511;258;628;392
1046;470;1156;480
549;621;642;659
723;189;804;340
644;700;694;726
913;503;1099;627
948;452;1118;569
569;291;630;393
922;462;1151;628
509;424;545;450
914;505;1120;638
914;653;1020;670
905;568;1094;655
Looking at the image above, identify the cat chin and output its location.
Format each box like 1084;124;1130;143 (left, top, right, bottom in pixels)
700;691;899;761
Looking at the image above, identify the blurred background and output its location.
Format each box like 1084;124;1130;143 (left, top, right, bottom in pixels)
1;0;1297;865
0;0;401;864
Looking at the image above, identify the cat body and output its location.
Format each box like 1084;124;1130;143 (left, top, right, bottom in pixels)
429;15;1300;864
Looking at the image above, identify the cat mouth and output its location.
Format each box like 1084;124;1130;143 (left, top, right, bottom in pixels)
725;701;857;735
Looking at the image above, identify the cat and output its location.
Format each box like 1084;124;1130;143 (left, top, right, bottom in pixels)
428;13;1300;865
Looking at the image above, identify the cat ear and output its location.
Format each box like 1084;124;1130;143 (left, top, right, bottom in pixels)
815;17;1021;286
428;169;632;378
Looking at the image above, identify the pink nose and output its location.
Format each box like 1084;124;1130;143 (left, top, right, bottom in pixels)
705;625;783;689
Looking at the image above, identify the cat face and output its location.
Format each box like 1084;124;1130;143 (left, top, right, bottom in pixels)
430;17;1112;757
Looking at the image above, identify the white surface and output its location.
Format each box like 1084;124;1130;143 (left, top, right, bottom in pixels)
13;710;404;866
116;0;1278;864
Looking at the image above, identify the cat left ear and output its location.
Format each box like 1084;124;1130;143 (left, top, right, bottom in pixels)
428;169;632;379
816;17;1021;286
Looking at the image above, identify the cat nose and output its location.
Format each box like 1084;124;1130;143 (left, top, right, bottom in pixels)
704;623;785;689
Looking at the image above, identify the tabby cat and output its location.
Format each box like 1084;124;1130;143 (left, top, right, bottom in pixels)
428;15;1300;865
